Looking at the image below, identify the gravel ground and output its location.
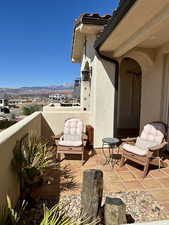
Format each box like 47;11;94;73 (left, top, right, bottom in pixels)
22;191;169;224
60;191;169;223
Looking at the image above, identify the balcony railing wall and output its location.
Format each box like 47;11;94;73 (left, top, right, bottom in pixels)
0;112;42;205
0;110;91;205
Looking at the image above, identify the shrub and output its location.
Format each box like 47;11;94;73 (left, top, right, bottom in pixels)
0;120;16;129
22;104;42;116
12;135;58;199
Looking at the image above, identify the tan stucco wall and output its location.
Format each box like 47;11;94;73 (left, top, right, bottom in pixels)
92;55;116;148
0;112;41;206
140;54;164;129
161;53;169;123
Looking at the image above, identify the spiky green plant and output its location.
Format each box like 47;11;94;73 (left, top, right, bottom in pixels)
12;135;59;198
0;197;98;225
40;202;98;225
7;196;27;225
0;195;27;225
0;204;9;225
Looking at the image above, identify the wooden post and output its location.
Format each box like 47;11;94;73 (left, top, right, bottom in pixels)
81;169;103;223
104;197;127;225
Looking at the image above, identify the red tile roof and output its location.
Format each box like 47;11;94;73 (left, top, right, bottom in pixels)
76;13;112;26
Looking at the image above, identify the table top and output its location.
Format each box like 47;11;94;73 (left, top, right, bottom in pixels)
102;137;120;144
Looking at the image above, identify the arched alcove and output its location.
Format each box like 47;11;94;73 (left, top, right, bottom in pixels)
117;57;142;137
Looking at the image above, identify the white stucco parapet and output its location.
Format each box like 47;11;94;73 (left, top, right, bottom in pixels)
0;111;41;145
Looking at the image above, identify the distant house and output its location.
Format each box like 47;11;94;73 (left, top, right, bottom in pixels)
49;94;66;102
0;95;8;107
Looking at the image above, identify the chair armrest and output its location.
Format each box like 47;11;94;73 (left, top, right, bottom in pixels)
149;141;168;151
121;137;137;142
51;133;63;140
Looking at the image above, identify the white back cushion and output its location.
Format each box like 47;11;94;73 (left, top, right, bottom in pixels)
140;123;165;146
136;137;159;150
63;118;83;142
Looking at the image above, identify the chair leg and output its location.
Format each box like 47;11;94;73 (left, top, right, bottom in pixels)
119;155;125;167
56;152;60;162
160;159;167;168
81;152;84;166
143;159;150;178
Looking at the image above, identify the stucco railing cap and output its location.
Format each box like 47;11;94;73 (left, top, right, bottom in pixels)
0;111;41;145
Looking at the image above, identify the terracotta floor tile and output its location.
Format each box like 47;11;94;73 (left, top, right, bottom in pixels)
149;169;168;178
126;165;142;173
118;171;136;181
150;190;169;201
158;178;169;188
126;165;153;179
104;182;126;193
104;173;121;183
130;170;144;179
123;180;144;191
163;160;169;166
115;165;129;172
141;178;163;190
161;168;169;175
100;166;113;173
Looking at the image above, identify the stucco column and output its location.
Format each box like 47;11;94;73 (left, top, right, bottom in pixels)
91;55;116;148
80;80;90;111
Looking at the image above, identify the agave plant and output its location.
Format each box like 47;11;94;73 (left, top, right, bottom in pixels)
7;196;27;225
0;203;9;225
40;201;98;225
0;195;27;225
0;196;98;225
12;135;59;198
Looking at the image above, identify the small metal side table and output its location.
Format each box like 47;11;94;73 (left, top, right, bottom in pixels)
102;137;120;167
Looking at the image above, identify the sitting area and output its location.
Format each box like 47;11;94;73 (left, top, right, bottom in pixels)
52;118;93;165
119;121;168;178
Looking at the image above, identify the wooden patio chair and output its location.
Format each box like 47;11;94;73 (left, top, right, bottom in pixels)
53;118;88;165
119;121;168;178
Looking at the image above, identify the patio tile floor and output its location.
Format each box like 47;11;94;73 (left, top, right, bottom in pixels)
58;148;169;215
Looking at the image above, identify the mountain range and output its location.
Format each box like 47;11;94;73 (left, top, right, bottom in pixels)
0;84;74;96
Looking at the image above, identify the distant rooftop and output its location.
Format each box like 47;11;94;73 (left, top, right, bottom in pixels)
0;94;8;99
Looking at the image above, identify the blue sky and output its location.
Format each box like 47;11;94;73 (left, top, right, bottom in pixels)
0;0;118;88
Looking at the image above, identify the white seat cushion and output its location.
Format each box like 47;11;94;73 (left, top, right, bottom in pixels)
58;140;82;147
123;143;148;156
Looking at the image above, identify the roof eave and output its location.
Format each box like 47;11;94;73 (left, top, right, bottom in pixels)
71;14;111;63
94;0;138;52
